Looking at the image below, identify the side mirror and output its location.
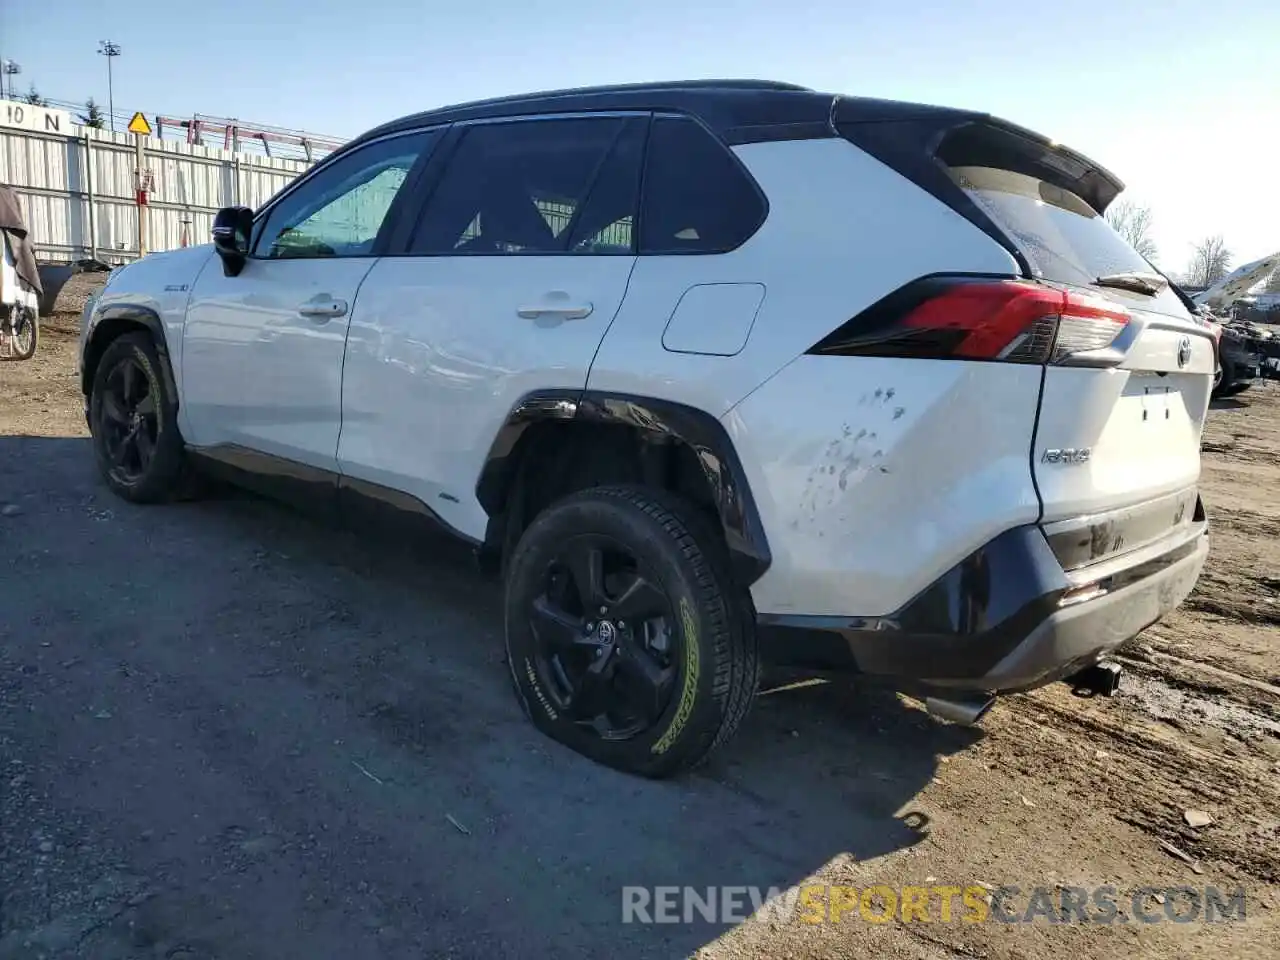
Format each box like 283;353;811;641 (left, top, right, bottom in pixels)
212;206;254;277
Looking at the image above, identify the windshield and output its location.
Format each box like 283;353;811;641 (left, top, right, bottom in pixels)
945;165;1153;289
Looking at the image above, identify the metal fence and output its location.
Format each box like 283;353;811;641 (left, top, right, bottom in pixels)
0;103;312;265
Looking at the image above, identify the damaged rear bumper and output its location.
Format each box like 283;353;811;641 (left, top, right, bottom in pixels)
758;498;1209;695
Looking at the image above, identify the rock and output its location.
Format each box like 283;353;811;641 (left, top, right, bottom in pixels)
240;835;281;856
1184;810;1215;828
1021;795;1036;808
1157;838;1205;873
1;504;21;517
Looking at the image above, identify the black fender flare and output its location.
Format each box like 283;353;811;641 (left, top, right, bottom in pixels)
82;304;177;402
476;389;772;585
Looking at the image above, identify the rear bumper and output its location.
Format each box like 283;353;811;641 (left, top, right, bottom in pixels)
758;510;1208;694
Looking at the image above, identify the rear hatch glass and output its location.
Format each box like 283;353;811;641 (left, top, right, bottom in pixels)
936;126;1192;321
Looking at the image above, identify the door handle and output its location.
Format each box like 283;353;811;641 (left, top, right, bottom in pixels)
517;303;593;320
298;297;348;321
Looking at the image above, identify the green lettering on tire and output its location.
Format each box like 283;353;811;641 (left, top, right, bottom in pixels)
651;597;700;754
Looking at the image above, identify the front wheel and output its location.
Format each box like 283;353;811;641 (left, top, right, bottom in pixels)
1;309;37;360
503;486;758;778
89;332;193;503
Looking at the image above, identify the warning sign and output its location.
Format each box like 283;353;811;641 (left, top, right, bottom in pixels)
127;111;152;136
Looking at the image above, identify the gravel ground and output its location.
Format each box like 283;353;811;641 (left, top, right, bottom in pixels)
0;274;1277;959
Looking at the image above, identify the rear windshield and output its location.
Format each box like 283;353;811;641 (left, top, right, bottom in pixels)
944;164;1153;288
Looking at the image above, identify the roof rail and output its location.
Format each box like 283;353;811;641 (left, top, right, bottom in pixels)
442;78;812;111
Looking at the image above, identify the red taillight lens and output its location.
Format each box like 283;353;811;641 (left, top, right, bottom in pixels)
899;282;1063;359
809;278;1130;364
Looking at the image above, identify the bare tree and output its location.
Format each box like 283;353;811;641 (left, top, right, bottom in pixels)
1105;199;1158;261
1186;235;1232;287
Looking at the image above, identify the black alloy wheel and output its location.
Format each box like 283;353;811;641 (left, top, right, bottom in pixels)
504;485;759;778
529;535;677;741
97;352;160;486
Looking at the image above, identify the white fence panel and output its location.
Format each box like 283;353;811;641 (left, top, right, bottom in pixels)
0;103;319;264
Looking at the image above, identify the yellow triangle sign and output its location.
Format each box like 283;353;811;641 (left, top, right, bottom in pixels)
127;111;152;136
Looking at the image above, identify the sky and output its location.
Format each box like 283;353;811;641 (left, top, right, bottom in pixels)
2;0;1277;272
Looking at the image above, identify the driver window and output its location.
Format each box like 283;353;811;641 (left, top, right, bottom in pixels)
254;130;435;259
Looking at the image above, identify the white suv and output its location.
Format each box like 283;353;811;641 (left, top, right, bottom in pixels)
78;80;1212;777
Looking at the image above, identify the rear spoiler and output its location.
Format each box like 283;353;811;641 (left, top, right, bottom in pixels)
831;97;1125;276
832;97;1124;213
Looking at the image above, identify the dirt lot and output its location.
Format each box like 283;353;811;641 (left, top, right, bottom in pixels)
1;274;1277;959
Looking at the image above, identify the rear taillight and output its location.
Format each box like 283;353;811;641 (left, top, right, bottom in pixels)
809;278;1130;365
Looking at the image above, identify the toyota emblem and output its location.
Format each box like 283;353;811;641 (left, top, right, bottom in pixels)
1176;336;1192;369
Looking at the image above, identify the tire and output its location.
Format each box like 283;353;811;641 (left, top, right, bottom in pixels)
9;310;37;360
504;485;758;778
89;332;193;503
1211;358;1235;399
1218;381;1251;398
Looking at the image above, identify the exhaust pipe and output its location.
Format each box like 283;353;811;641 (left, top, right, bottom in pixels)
925;694;996;726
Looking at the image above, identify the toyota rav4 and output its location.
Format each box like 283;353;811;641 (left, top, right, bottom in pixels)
78;80;1212;777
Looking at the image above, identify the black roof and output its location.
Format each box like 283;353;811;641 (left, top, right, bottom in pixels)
353;79;978;147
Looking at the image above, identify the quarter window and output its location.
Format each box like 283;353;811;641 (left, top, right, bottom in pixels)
254;131;435;259
410;117;643;255
640;117;765;254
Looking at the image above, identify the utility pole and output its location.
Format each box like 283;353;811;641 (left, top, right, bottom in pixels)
97;41;121;131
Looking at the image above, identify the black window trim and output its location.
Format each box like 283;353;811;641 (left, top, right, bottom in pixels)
395;109;653;259
247;126;446;261
388;107;770;259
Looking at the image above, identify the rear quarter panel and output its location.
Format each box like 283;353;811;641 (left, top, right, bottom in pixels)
726;356;1044;617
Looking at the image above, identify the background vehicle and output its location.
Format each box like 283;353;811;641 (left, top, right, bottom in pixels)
78;81;1212;777
1186;251;1280;397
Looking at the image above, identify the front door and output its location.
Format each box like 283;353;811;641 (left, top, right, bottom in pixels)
338;115;647;539
180;129;438;469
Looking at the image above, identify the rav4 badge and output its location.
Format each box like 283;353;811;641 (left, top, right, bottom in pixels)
1042;448;1092;464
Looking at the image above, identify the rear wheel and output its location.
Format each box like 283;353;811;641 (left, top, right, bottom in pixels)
503;486;758;778
89;332;193;503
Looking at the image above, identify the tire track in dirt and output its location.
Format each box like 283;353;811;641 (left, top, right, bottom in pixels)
1003;690;1280;884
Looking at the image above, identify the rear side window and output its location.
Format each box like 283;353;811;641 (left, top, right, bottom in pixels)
410;117;639;255
640;117;765;254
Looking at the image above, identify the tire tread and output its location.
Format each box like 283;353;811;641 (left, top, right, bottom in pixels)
526;484;758;775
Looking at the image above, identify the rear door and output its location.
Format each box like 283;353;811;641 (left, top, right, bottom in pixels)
941;156;1216;525
336;114;646;539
